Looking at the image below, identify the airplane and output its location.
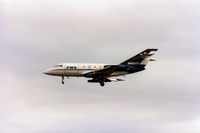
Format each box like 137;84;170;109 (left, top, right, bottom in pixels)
43;48;158;86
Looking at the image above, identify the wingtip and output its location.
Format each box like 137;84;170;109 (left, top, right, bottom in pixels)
149;48;158;51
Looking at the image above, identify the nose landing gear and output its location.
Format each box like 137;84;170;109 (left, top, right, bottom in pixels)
62;76;64;84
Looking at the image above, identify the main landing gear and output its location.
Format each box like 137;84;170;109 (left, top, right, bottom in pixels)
100;82;105;87
62;76;64;84
87;79;106;87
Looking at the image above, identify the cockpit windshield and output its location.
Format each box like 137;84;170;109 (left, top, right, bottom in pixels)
54;64;63;67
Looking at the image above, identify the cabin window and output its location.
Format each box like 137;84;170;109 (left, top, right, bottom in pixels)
88;65;91;69
94;65;96;68
66;66;77;69
83;65;85;69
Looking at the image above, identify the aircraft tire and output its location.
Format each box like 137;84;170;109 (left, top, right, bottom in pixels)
100;82;105;87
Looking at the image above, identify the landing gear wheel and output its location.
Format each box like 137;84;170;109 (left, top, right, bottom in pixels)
100;82;105;87
61;76;64;84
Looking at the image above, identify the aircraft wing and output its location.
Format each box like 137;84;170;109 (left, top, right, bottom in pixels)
94;65;118;74
84;65;119;78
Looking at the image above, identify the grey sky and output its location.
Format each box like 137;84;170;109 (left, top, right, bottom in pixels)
2;0;200;133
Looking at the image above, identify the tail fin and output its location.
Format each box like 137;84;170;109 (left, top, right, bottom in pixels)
120;48;158;67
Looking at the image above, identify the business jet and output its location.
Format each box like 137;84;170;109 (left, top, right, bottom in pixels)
43;48;158;86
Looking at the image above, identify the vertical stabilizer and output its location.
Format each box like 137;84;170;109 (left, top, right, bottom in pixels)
120;48;158;67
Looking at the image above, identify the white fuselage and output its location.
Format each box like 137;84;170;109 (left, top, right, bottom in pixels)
43;63;128;77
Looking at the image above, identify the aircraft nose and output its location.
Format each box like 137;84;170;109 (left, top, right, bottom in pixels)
43;69;51;75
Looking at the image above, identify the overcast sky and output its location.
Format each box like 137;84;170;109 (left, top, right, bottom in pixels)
2;0;200;133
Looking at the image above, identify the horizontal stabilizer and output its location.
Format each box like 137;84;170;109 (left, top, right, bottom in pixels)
150;59;156;61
